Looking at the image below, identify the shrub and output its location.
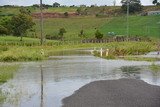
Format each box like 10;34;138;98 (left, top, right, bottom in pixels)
58;28;66;40
64;12;69;17
0;25;8;35
95;30;103;39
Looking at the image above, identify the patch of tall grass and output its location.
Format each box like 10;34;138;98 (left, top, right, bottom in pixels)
94;41;158;61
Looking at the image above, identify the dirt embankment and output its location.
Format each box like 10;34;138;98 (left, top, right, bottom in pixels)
32;12;79;18
62;78;160;107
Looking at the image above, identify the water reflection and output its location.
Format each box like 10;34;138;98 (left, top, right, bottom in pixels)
0;50;160;107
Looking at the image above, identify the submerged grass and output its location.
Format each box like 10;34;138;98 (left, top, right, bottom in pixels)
0;64;19;83
122;56;160;62
149;63;160;72
0;64;19;103
0;89;5;104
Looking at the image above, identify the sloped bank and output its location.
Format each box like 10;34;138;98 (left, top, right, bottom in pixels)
62;78;160;107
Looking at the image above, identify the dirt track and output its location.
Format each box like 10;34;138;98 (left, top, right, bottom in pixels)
62;79;160;107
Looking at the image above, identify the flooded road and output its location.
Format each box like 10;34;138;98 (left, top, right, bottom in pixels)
0;50;160;107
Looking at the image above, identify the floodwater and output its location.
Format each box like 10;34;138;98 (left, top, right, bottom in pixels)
0;50;160;107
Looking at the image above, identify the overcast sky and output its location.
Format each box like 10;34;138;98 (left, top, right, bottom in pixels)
0;0;155;6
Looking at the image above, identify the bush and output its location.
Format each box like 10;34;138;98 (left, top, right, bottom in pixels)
58;28;66;40
0;25;8;35
78;29;85;38
95;30;103;39
64;12;69;17
46;34;59;40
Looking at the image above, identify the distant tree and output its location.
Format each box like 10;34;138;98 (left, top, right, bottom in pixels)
0;25;8;35
0;17;12;34
32;4;39;8
76;8;82;15
121;0;142;13
152;0;160;5
95;30;103;39
10;9;35;41
19;7;31;15
53;2;60;7
152;0;157;5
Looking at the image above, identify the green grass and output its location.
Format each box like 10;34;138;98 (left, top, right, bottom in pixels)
33;15;160;41
0;36;41;42
0;36;60;46
100;15;160;38
34;17;110;41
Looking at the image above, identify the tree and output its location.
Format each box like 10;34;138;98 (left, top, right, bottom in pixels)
152;0;160;5
0;25;8;35
76;8;82;15
121;0;142;13
10;9;35;41
78;29;85;38
95;30;103;39
64;12;69;17
19;8;31;15
53;2;60;7
0;17;12;34
58;28;66;40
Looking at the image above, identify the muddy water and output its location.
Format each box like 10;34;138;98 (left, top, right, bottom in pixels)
0;50;160;107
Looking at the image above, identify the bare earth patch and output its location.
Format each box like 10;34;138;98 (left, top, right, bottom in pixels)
62;78;160;107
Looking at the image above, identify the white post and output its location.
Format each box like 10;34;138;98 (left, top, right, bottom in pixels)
106;49;109;56
100;48;103;57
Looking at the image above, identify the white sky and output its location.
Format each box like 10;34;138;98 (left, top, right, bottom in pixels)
0;0;156;6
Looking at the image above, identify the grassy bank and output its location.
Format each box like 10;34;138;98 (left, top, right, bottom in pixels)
34;17;109;41
33;15;160;41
